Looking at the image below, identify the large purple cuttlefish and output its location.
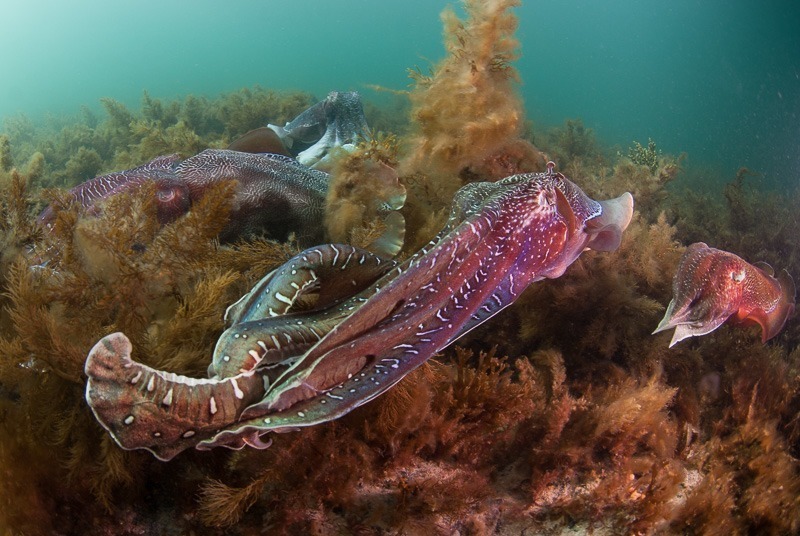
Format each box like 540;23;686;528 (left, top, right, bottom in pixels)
84;164;634;461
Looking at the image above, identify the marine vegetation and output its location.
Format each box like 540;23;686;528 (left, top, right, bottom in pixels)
1;0;800;534
403;0;546;186
626;138;662;174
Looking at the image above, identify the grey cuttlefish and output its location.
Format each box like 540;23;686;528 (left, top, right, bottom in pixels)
84;163;634;461
265;90;369;169
227;90;369;170
36;91;402;253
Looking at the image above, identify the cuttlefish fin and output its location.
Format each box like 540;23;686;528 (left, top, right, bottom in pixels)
739;269;796;342
753;261;775;277
228;127;292;157
367;211;406;259
585;192;634;252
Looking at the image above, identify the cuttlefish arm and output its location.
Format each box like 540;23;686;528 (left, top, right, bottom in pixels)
203;170;633;449
653;242;796;347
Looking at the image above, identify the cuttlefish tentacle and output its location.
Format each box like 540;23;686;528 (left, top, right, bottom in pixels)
209;244;397;378
85;333;266;461
86;168;634;460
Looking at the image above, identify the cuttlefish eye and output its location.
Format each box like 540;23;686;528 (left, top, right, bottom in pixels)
730;270;746;283
157;189;177;202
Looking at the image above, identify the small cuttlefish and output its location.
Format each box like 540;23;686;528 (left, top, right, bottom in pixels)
653;242;796;347
84;163;634;461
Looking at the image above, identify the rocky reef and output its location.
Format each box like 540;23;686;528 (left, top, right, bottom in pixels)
1;0;799;534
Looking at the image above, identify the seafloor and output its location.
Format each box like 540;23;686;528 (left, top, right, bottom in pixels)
1;1;799;534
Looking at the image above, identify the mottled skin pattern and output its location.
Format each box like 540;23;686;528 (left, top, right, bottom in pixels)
38;91;371;243
85;165;634;461
177;149;329;243
37;154;190;226
653;242;796;347
268;91;369;168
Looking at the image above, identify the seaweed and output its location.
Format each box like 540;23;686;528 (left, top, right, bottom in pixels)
0;134;12;172
0;1;799;533
324;134;406;251
625;138;662;174
543;118;602;170
403;0;545;184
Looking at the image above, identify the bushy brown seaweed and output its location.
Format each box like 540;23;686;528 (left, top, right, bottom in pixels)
1;1;799;534
402;0;545;184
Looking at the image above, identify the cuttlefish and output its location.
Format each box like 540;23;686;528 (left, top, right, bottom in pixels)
654;242;796;347
37;91;391;248
84;164;634;461
265;90;369;169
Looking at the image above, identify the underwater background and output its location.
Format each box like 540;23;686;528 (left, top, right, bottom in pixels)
2;0;800;534
2;0;799;189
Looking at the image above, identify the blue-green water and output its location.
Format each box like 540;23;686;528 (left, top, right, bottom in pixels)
1;0;798;189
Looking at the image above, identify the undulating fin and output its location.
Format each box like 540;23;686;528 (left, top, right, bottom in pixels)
225;244;395;325
85;332;266;461
209;244;397;378
227;127;292;156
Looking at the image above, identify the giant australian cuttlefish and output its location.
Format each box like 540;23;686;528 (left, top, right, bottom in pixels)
37;91;398;248
84;164;634;461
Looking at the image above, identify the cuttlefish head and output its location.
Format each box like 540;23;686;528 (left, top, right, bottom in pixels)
538;162;634;278
654;242;796;347
266;91;370;169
